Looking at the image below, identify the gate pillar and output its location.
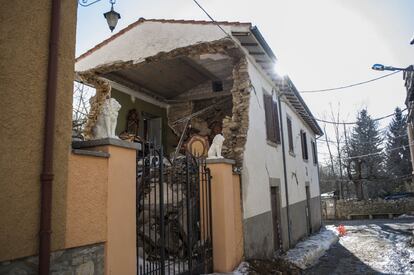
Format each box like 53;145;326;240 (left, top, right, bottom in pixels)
74;138;139;275
206;158;243;273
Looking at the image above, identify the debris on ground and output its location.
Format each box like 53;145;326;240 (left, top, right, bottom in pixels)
337;224;347;236
209;259;301;275
282;226;339;270
246;259;301;275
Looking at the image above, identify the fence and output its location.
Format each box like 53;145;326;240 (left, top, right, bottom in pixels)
136;144;213;275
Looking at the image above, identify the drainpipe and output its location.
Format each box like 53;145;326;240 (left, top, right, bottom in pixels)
315;135;324;228
277;92;292;248
39;0;61;273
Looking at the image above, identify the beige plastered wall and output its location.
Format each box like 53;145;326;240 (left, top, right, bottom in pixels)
208;161;244;272
94;145;137;275
65;153;107;248
68;144;137;275
0;0;77;261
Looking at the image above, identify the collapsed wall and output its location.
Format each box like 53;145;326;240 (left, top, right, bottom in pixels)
77;39;252;168
222;57;251;167
77;72;112;140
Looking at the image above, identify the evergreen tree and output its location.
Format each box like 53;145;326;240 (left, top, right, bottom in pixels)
385;107;412;180
344;109;384;200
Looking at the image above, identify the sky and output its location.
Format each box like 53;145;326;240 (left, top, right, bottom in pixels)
76;0;414;163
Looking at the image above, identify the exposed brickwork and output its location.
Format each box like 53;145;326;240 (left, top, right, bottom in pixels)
79;39;240;141
77;72;112;140
76;18;251;62
222;57;251;167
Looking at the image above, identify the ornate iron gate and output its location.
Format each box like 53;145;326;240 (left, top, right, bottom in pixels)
137;144;213;275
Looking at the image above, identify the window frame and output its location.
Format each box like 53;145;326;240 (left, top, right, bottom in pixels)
263;92;281;144
311;139;318;165
300;130;309;161
287;116;294;154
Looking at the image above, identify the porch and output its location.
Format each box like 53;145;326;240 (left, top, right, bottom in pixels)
71;39;249;274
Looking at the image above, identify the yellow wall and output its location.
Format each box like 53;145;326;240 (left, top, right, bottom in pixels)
232;174;244;264
67;145;138;274
0;0;77;261
208;161;244;272
94;145;137;275
66;153;107;248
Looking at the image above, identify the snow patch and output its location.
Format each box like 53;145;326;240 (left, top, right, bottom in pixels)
396;214;414;219
341;223;414;274
208;261;249;275
282;226;339;270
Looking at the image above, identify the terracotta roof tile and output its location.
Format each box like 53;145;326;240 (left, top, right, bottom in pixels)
76;18;251;62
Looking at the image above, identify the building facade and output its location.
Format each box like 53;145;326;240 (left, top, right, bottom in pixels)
76;18;323;261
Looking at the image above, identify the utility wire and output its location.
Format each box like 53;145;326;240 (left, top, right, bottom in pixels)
192;0;402;100
318;142;413;160
314;108;407;125
192;0;231;37
317;133;408;146
299;71;401;94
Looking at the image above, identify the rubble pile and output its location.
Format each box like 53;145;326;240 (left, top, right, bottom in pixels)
136;156;207;262
222;57;251;167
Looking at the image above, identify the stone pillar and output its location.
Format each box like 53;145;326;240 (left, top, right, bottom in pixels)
73;138;139;275
207;158;243;273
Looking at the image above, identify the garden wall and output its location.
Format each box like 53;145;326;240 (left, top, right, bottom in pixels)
335;198;414;219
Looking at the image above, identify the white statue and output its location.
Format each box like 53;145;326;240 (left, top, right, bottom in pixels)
94;97;121;139
207;134;225;159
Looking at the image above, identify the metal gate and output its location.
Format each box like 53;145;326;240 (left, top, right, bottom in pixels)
136;144;213;275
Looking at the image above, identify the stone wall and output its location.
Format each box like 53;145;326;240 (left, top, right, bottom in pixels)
222;57;251;167
0;243;104;275
335;198;414;219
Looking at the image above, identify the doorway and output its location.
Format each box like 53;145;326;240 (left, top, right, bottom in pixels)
305;185;312;235
142;113;162;146
270;186;282;251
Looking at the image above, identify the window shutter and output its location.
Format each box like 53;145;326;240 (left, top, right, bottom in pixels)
311;140;317;164
287;118;294;152
272;100;281;143
264;94;276;142
301;131;308;160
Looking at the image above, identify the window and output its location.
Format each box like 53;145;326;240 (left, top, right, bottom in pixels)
301;130;309;160
263;93;281;144
311;140;317;164
287;117;294;153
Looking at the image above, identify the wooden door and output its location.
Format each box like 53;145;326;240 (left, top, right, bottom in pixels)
270;187;282;250
305;186;312;235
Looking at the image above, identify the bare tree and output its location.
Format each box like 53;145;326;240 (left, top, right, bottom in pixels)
323;124;339;195
72;81;96;139
329;103;345;199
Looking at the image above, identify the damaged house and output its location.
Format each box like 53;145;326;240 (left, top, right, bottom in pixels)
75;18;323;264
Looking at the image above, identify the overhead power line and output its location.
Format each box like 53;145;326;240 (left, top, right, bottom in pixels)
299;71;401;94
192;0;231;37
314;108;407;125
345;142;412;160
319;142;412;160
317;133;408;146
